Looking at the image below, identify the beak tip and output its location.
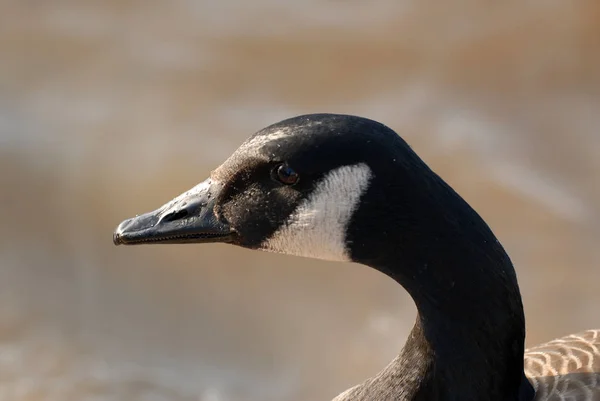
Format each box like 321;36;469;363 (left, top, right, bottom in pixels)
113;227;124;245
113;231;122;246
113;219;131;246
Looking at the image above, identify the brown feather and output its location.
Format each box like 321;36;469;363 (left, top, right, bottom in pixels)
525;329;600;401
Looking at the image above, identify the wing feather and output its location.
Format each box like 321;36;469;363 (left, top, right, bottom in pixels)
525;329;600;401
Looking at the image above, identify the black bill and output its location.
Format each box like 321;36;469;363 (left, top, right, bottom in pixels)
113;178;234;245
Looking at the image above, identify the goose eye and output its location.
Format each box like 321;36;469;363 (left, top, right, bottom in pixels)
274;164;299;185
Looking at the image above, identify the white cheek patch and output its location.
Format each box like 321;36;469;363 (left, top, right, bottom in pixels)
262;163;372;262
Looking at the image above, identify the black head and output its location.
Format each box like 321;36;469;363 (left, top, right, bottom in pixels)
113;113;490;272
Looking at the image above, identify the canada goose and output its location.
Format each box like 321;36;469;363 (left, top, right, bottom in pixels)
113;114;599;400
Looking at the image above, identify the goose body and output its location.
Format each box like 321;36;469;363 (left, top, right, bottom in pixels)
113;114;599;400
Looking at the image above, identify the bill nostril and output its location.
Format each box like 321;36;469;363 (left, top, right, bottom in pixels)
161;209;189;222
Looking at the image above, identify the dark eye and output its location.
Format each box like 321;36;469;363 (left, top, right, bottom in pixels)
273;164;299;185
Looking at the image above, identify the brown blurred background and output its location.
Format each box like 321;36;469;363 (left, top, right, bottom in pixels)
1;1;599;400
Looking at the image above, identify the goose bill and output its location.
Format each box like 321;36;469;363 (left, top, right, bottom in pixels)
113;178;234;245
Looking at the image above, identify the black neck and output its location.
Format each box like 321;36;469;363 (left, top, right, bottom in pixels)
348;167;535;400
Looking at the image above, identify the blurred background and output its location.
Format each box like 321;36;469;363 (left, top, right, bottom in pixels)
1;1;599;400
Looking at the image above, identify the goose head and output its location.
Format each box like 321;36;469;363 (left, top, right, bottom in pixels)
114;113;441;268
113;112;520;314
